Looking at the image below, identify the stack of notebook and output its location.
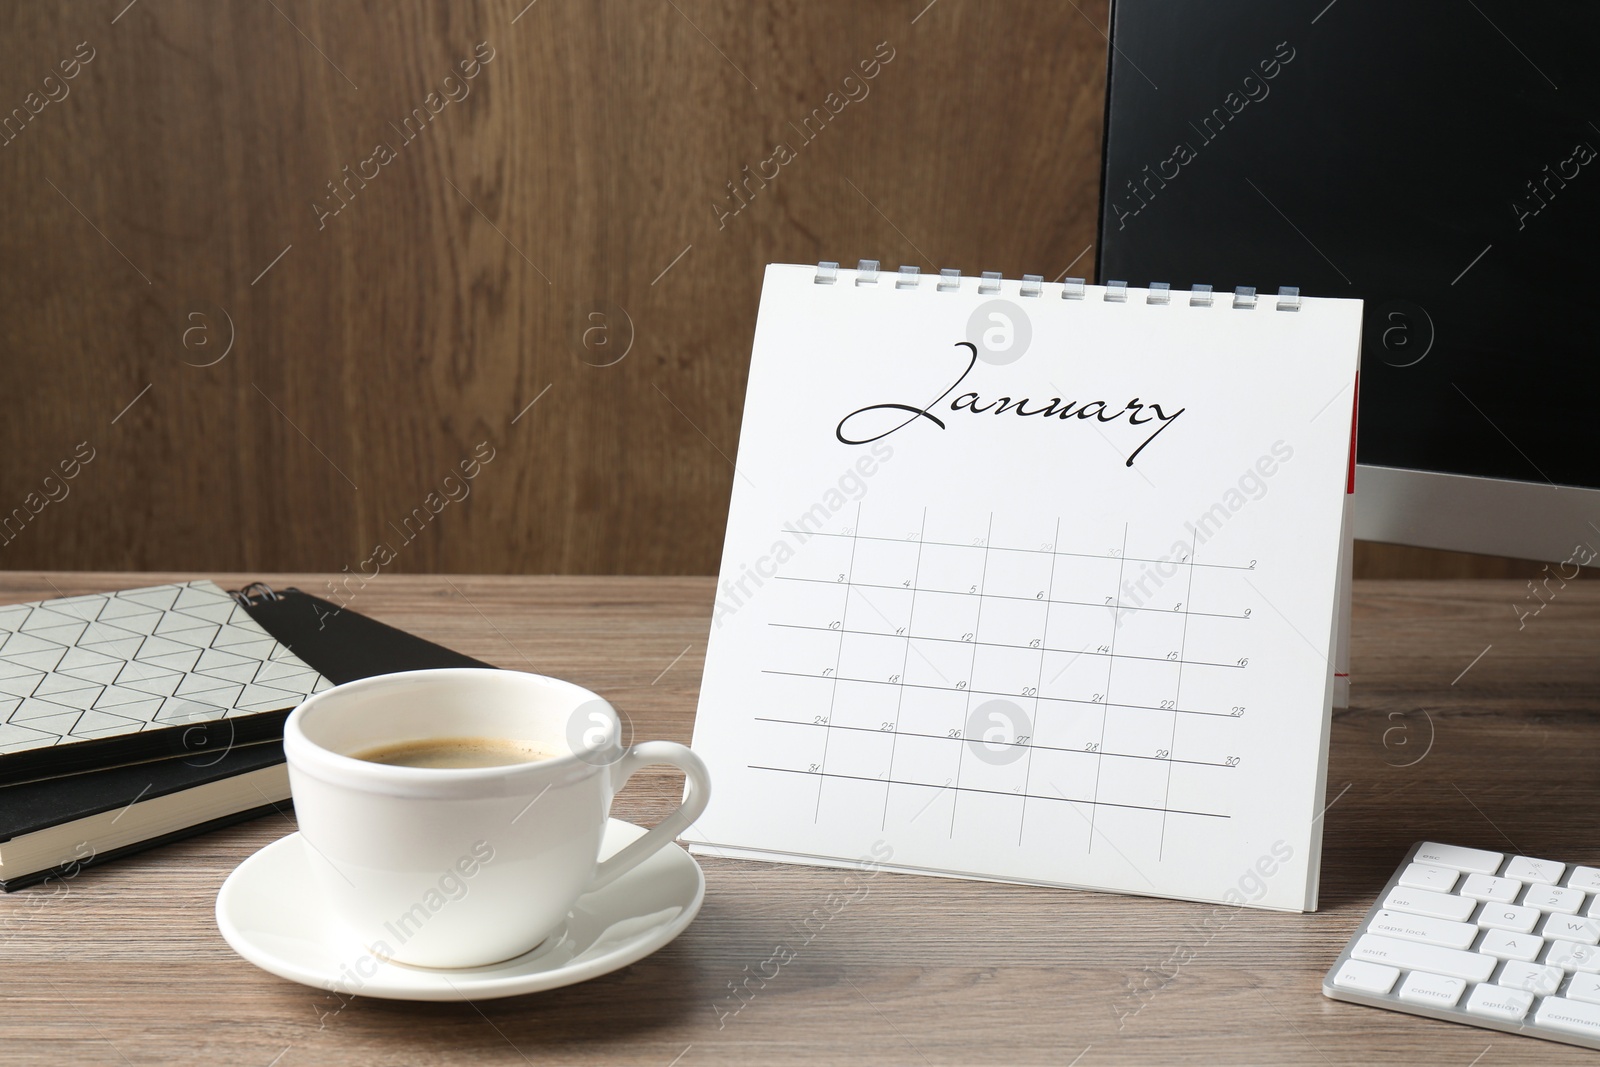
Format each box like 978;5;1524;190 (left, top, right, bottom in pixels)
0;580;488;889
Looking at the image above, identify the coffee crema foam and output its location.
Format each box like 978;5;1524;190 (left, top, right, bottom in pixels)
352;737;558;769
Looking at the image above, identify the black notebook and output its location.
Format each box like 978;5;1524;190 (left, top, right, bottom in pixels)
0;581;325;783
0;582;491;890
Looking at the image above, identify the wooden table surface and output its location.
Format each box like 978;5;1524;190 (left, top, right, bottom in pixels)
1;572;1597;1066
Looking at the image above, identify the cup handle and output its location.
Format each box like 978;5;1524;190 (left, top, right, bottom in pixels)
589;740;711;891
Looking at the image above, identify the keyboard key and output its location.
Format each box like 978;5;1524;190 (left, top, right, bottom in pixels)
1477;928;1543;961
1499;960;1564;996
1415;842;1502;874
1525;884;1586;914
1569;973;1600;1005
1544;913;1600;945
1383;887;1476;922
1536;996;1600;1040
1569;866;1600;893
1547;940;1600;973
1328;846;1600;1048
1332;959;1399;994
1398;970;1465;1007
1477;903;1540;933
1368;910;1478;950
1351;934;1496;983
1398;863;1459;892
1505;856;1565;885
1465;983;1533;1021
1459;874;1522;903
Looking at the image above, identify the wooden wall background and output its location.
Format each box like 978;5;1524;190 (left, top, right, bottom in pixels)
0;1;1552;580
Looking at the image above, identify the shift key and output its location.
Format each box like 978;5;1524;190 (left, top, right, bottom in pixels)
1351;934;1496;983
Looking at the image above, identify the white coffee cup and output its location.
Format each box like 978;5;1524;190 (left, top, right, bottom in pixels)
283;668;710;969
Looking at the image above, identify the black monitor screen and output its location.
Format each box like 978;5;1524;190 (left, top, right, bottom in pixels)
1098;1;1600;490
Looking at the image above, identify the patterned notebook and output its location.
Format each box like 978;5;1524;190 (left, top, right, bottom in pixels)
0;580;329;777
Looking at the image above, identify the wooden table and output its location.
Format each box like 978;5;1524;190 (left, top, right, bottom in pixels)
2;573;1597;1065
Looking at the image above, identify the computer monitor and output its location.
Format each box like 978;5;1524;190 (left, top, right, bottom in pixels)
1097;1;1600;564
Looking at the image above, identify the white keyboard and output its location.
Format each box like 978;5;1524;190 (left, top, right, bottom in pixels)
1324;841;1600;1049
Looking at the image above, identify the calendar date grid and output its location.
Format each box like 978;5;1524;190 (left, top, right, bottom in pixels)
751;507;1261;834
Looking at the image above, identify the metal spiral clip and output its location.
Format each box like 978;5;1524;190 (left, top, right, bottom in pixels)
230;582;283;607
816;261;1301;309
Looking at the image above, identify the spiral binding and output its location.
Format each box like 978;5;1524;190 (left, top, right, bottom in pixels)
815;260;1301;311
230;582;284;607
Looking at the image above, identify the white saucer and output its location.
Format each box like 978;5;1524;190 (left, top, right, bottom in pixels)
216;819;705;1001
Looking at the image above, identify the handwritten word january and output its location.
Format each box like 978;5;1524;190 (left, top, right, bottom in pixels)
835;342;1186;467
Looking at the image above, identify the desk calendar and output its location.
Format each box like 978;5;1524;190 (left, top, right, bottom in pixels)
685;263;1362;911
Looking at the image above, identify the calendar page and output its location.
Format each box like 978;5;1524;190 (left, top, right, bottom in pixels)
685;264;1362;911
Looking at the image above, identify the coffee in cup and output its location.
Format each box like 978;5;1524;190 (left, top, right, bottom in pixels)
283;668;711;969
353;736;556;769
